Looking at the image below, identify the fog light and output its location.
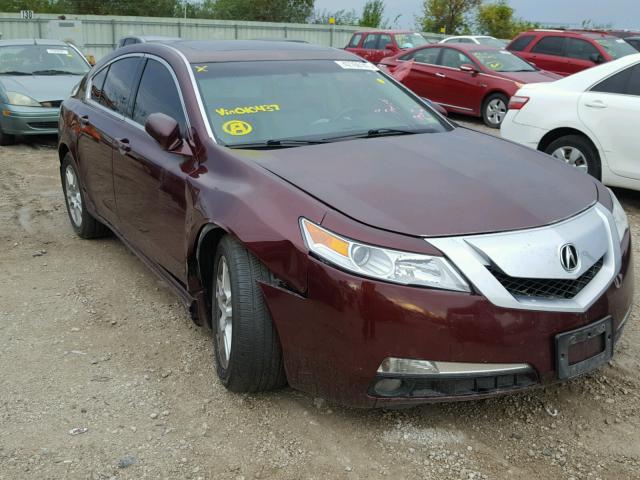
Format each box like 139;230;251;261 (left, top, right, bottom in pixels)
2;109;10;117
374;378;403;395
378;357;439;375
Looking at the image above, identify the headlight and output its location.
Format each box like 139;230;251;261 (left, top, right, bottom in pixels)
300;218;470;292
5;91;41;107
609;188;629;241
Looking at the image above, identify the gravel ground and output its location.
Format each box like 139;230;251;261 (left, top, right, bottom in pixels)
2;126;640;480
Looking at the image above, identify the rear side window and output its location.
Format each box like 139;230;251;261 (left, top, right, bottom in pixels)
132;59;187;133
531;36;565;56
347;34;362;48
508;35;535;52
566;38;600;61
628;64;640;95
90;67;108;103
591;67;632;94
100;57;142;115
439;48;473;69
362;34;379;49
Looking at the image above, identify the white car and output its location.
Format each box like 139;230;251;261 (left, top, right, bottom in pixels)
501;53;640;190
439;36;506;48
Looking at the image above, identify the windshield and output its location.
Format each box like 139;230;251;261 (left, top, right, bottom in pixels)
0;44;89;75
193;60;449;147
476;37;507;48
596;38;637;59
395;33;429;49
473;50;536;72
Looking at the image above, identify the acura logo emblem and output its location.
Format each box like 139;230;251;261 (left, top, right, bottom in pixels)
560;244;579;272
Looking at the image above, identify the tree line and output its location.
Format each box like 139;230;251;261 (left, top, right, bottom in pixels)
0;0;544;37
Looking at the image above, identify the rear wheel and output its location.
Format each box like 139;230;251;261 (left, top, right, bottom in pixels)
482;93;508;128
61;153;110;238
544;134;601;180
212;236;287;392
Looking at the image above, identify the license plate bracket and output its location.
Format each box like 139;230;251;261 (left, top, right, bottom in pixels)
556;317;613;380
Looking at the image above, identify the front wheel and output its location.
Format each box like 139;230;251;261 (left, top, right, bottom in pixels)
212;236;287;393
482;93;508;128
544;135;601;180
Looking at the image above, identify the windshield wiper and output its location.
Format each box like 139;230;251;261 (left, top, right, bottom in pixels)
32;69;79;75
0;70;32;75
227;138;328;149
323;127;434;142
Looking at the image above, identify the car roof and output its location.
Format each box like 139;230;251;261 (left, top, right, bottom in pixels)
168;40;357;63
0;38;69;46
353;30;416;35
523;29;618;40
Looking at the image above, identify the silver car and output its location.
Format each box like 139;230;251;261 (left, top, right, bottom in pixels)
0;39;90;145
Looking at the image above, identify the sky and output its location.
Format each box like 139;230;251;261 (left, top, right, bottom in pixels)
314;0;640;30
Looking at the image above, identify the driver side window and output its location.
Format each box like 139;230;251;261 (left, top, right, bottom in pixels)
439;48;472;69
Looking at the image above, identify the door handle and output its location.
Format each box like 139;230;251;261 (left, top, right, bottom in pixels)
585;100;607;109
116;138;131;154
79;115;89;126
435;72;446;78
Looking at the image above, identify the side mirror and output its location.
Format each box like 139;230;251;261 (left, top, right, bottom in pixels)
589;52;605;64
460;63;477;73
85;54;96;66
145;112;182;151
384;43;396;51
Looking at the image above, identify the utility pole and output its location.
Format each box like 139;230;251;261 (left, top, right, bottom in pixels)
183;0;187;19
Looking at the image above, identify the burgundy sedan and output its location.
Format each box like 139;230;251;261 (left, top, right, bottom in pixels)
58;41;633;408
380;44;560;127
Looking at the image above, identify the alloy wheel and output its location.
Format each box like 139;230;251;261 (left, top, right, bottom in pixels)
486;98;507;125
64;165;83;227
551;146;589;173
216;256;233;369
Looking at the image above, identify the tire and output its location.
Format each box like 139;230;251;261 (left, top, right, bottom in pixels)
482;93;509;128
0;125;15;146
212;235;287;393
544;134;601;180
61;153;110;239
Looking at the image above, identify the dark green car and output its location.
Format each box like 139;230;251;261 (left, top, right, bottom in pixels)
0;39;90;145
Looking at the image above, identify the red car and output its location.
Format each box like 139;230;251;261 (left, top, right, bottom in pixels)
58;41;633;408
507;29;637;77
345;30;429;63
380;44;560;127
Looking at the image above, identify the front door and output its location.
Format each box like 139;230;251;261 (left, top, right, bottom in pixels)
113;57;192;281
434;48;483;113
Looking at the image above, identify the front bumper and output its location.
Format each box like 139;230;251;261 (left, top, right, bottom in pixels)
0;104;60;135
262;232;633;408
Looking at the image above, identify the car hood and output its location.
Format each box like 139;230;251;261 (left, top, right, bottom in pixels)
497;70;561;83
235;128;598;237
0;74;81;102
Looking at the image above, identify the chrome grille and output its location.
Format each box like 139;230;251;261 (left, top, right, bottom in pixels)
487;258;604;300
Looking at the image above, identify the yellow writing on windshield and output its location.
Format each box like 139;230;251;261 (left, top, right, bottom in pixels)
215;104;280;116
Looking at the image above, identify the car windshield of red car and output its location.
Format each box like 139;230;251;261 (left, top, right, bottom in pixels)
473;50;536;72
192;60;449;147
595;38;637;59
394;33;429;49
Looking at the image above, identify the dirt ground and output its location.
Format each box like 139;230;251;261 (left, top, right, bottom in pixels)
2;121;640;480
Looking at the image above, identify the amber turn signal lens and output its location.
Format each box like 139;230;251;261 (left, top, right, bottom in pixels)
301;220;349;257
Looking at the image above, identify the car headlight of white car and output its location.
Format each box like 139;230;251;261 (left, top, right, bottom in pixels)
300;218;470;292
5;91;41;107
609;189;629;242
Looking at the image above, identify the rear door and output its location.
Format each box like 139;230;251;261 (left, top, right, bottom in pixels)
578;62;640;180
528;36;569;75
76;56;142;225
565;38;601;74
113;57;192;280
359;33;380;62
